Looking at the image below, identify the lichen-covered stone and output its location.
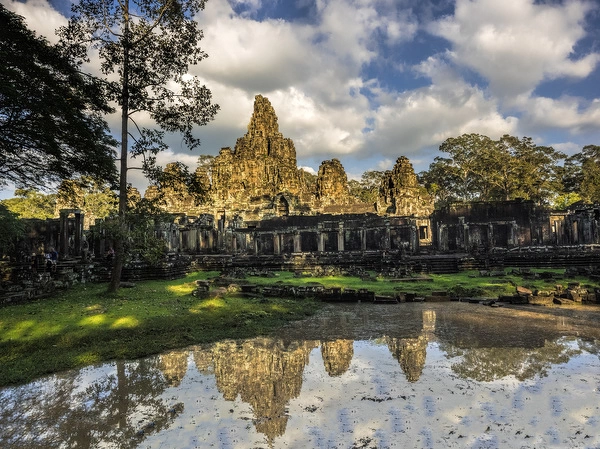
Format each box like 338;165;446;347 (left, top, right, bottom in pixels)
377;156;434;217
315;158;351;207
143;95;432;221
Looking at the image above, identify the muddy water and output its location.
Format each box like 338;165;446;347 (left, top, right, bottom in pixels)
2;303;600;449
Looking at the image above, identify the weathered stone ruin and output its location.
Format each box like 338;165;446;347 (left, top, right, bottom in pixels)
147;95;428;221
377;156;434;218
315;158;352;209
3;94;600;303
204;95;308;219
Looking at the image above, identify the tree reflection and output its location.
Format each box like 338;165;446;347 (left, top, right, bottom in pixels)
0;356;182;448
442;338;581;382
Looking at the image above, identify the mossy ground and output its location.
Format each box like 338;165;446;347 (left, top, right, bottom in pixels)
248;268;595;298
0;268;596;387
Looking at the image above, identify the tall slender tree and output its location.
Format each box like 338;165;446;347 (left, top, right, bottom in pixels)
58;0;219;292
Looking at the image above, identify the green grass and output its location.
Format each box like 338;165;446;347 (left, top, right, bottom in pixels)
1;268;596;387
248;268;596;298
0;271;321;387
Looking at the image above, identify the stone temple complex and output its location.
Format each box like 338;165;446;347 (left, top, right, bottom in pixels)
6;94;600;282
159;94;433;221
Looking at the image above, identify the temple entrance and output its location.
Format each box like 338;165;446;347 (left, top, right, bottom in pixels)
277;196;289;216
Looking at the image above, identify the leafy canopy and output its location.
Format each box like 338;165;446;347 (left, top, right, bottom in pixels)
420;133;566;206
0;5;117;190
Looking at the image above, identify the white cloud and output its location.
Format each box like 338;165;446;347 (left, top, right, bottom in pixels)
4;0;599;196
517;96;600;134
429;0;600;98
2;0;67;42
366;57;518;159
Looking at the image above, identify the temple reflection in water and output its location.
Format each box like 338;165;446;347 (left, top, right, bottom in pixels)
2;304;600;448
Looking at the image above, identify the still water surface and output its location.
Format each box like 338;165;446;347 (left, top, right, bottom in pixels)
2;303;600;449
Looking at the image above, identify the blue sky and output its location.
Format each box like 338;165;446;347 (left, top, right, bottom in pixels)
3;0;600;195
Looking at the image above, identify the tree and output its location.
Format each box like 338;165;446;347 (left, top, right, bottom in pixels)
144;161;208;213
0;204;23;256
1;189;57;219
494;135;564;203
0;5;117;190
564;145;600;204
55;177;118;227
348;170;386;205
59;0;219;292
420;133;495;204
421;133;565;205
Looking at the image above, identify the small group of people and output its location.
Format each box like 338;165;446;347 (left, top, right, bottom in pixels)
45;248;58;272
30;248;59;273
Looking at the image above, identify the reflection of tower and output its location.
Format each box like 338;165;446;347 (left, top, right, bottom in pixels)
192;346;214;375
386;336;427;382
207;337;317;445
422;310;436;338
158;350;189;387
321;339;354;377
385;309;435;382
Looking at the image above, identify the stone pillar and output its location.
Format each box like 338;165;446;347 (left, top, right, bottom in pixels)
273;233;281;255
509;221;518;247
293;231;302;253
458;217;467;250
361;228;367;251
208;231;214;251
410;224;418;253
74;211;83;257
337;222;345;252
317;224;324;252
437;224;446;252
59;210;70;256
384;220;391;250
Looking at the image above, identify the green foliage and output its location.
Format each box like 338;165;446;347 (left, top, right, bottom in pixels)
1;189;56;219
93;212;170;265
349;170;385;204
0;5;117;190
145;161;209;211
420;133;566;206
551;192;583;210
564;145;600;204
56;177;118;221
0;204;24;255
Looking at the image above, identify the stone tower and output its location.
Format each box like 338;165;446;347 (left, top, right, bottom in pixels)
315;158;351;206
377;156;434;217
210;95;304;202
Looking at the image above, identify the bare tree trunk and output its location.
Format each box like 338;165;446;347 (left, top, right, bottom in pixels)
108;2;130;294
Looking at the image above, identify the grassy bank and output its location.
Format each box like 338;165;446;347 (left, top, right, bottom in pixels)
0;271;321;387
1;268;596;387
249;268;596;298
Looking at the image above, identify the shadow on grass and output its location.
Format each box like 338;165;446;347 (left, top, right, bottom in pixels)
0;298;320;387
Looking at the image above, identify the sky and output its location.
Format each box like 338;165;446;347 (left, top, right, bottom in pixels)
2;0;600;196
